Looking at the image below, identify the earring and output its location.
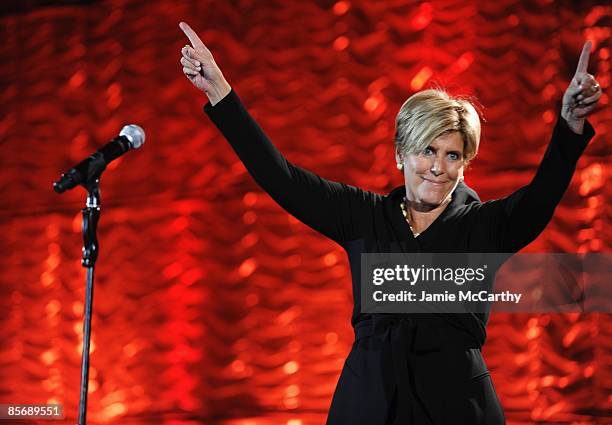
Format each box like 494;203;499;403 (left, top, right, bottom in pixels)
397;163;403;171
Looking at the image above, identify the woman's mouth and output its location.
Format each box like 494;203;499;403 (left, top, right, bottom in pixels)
421;177;448;186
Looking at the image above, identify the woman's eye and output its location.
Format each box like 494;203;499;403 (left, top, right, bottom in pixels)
423;147;434;155
448;153;459;160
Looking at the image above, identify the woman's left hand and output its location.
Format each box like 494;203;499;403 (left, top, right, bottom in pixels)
561;41;602;134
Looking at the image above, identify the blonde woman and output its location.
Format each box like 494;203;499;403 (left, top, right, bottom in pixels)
179;21;601;425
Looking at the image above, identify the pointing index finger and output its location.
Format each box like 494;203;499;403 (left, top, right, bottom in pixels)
179;21;205;50
574;40;592;76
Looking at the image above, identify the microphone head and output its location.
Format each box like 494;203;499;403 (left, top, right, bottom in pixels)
120;124;145;149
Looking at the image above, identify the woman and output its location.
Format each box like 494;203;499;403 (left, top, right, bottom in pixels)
178;21;602;425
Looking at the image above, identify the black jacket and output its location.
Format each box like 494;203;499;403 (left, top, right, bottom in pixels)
204;89;594;425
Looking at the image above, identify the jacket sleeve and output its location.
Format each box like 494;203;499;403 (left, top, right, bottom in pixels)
203;89;375;245
475;117;595;252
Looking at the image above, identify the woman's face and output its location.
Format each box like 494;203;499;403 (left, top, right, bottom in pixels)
398;131;465;209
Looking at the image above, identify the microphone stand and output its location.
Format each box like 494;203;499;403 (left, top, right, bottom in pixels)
78;177;101;425
53;124;144;424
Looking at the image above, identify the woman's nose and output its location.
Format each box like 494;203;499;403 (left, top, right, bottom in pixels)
430;157;444;176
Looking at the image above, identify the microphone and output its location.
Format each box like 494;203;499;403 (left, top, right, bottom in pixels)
53;124;145;193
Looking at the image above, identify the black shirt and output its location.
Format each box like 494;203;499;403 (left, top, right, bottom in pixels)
204;89;595;424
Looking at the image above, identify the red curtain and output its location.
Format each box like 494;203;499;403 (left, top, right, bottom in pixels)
0;1;609;423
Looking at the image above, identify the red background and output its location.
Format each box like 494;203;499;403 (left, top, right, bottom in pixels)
0;1;610;424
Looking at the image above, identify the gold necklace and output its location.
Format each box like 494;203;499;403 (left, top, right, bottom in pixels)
400;197;420;237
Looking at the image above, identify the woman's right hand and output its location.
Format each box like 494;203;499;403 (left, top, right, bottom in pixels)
179;21;231;105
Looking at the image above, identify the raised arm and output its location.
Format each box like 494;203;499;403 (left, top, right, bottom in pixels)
179;22;373;244
477;41;601;252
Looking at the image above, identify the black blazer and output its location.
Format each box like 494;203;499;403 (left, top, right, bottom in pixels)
204;89;594;425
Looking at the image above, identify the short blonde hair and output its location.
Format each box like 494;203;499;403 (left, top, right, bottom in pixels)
394;89;481;163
